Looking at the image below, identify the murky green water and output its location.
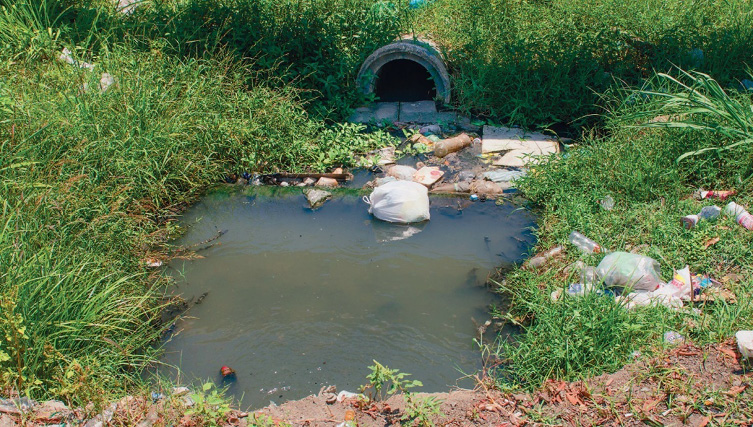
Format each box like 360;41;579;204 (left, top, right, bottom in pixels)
161;187;535;409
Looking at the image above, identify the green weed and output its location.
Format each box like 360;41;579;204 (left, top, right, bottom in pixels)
619;69;753;163
362;361;443;426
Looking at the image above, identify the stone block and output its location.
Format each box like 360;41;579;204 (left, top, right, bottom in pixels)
399;100;438;123
348;102;399;124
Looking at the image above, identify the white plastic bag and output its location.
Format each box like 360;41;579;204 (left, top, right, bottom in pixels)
596;251;661;292
364;181;430;224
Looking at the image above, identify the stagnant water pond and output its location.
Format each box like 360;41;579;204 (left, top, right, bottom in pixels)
160;187;536;408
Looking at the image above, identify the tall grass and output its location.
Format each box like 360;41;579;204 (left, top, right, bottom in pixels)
619;69;753;163
120;0;407;119
419;0;753;130
0;8;394;403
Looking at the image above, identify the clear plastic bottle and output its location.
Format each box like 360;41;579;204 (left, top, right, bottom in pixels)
725;202;753;230
681;205;721;228
568;231;602;253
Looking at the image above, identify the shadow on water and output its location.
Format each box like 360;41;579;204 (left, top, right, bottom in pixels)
158;187;536;409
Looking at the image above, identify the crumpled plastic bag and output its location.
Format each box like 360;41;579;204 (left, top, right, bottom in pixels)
364;180;430;224
596;251;661;292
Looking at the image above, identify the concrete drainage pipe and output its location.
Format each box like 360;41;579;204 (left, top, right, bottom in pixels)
357;36;451;104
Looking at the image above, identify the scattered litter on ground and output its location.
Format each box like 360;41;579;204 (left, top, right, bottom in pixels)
693;188;736;200
413;166;444;187
725;201;753;230
469;179;506;196
99;73;115;92
386;164;417;181
527;246;564;268
145;257;163;268
336;391;361;402
736;331;753;359
596;252;661;292
58;48;95;71
599;195;615;211
220;365;236;378
570;260;597;284
663;331;685;345
483;168;526;183
434;133;472;157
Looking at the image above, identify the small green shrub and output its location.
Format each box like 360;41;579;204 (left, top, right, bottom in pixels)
362;361;443;426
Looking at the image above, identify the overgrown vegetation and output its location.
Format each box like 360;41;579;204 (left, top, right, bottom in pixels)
493;71;753;388
420;0;753;130
0;0;752;419
0;0;394;405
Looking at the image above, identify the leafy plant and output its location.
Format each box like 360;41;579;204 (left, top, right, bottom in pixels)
185;382;232;424
362;361;443;426
403;395;442;426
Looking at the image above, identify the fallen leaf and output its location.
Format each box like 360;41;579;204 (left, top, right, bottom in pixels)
725;385;746;396
719;347;738;359
605;378;614;387
698;416;710;427
704;237;720;249
642;398;661;413
565;392;579;405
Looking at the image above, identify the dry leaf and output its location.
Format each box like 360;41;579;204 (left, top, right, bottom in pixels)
565;392;579;405
698;416;710;427
725;385;746;396
704;237;720;249
719;347;738;359
642;398;661;412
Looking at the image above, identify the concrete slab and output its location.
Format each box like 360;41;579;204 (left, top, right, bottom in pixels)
482;125;557;154
491;142;559;167
399;100;438;123
348;102;399;124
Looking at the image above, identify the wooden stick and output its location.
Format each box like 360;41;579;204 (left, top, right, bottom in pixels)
270;173;352;180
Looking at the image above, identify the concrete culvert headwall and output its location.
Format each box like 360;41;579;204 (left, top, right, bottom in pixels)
357;36;451;104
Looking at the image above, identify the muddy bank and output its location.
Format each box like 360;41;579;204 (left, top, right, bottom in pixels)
1;341;749;426
255;340;752;426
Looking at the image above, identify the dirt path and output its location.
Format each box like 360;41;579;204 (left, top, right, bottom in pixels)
255;340;752;426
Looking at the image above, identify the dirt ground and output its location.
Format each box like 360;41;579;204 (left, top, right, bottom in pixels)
255;340;753;426
2;341;750;426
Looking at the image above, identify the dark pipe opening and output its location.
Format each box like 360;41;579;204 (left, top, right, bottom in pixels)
374;59;437;102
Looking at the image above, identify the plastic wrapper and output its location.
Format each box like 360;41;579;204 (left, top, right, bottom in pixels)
596;251;661;292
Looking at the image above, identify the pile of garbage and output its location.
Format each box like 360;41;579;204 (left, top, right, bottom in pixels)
537;189;751;311
361;125;560;199
224;125;562;220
